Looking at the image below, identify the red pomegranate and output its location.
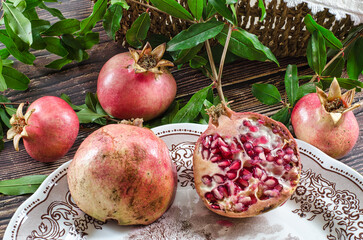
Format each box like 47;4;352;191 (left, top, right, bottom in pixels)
97;42;177;121
291;78;360;159
193;105;301;217
7;96;79;162
67;122;177;225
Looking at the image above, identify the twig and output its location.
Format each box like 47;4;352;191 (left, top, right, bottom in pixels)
204;40;218;81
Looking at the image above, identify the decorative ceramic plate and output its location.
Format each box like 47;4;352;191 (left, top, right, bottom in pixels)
4;123;363;240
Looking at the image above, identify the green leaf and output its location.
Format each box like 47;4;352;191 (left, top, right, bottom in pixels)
0;30;35;64
11;0;27;12
0;175;47;195
217;26;279;66
271;107;290;126
38;2;65;20
43;37;68;57
320;77;363;91
322;56;344;78
188;0;203;20
60;93;87;111
209;0;234;24
23;7;39;20
126;12;150;48
61;34;88;62
203;1;217;20
103;3;123;40
111;0;129;8
0;49;10;60
0;108;11;128
200;99;213;122
167;19;224;51
304;14;342;50
2;59;14;67
5;106;17;116
76;108;107;124
76;32;99;49
25;0;42;10
0;59;7;91
258;0;266;22
45;57;72;70
306;30;326;75
296;82;317;102
4;15;29;52
189;55;207;68
174;43;203;65
42;19;80;36
30;19;50;50
284;64;299;105
2;66;30;90
85;92;98;112
172;85;212;123
80;0;107;35
347;37;363;80
150;0;194;21
3;2;33;45
252;83;281;105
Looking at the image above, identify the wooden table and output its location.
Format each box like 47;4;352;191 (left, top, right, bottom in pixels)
0;1;362;238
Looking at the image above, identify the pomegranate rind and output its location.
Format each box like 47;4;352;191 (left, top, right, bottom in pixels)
67;124;177;225
193;108;301;218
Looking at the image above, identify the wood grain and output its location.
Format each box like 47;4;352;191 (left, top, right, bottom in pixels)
0;0;362;238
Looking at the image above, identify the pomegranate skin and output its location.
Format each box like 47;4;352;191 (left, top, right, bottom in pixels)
291;93;359;159
193;107;301;218
67;124;177;225
97;52;177;121
23;96;79;162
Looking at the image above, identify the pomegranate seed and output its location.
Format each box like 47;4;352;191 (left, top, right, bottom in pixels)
284;164;291;171
203;136;211;148
264;177;278;188
211;139;219;148
259;136;268;144
205;192;216;202
257;119;265;125
213;174;225;183
211;204;220;209
285;147;294;155
202;175;212;186
276;149;285;157
240;135;248;143
263;148;271;154
264;189;279;197
275;184;283;191
218;185;229;197
202;149;210;160
243;120;252;127
254;146;263;153
253;167;263;178
212;188;224;200
213;134;220;140
218;138;228;147
218;160;231;168
283;154;291;163
233;203;244;212
266;154;275;162
230;141;240;154
226;171;237;180
244;142;253;150
238;196;251;204
249;126;259;132
247;150;254;156
211;148;220;154
210;155;222;162
229;160;242;170
272;128;279;134
236;178;249;188
275;158;283;165
220;145;232;158
250;195;257;204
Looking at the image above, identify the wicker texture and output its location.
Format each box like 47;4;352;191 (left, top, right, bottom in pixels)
117;0;356;57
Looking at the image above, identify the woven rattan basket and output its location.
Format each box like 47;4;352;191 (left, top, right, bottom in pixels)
117;0;357;58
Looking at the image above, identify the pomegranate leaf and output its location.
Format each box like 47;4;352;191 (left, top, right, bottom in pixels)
76;108;107;124
103;3;124;40
0;108;11;128
4;14;29;52
30;20;51;50
45;57;72;70
60;93;88;111
322;56;344;78
2;66;30;91
43;37;68;57
79;0;107;35
217;26;279;66
150;0;194;21
202;1;217;20
284;64;299;105
174;43;204;65
320;78;363;92
126;12;150;48
0;59;7;91
304;14;343;50
0;49;10;59
209;0;234;24
38;2;65;20
296;82;319;102
167;19;224;51
0;175;47;196
271;107;290;126
42;19;81;36
187;0;203;20
347;38;363;80
252;83;282;105
258;0;266;22
306;30;326;76
190;55;208;69
172;85;212;123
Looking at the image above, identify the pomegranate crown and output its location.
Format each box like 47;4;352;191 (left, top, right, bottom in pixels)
129;42;174;74
7;103;35;151
316;77;360;124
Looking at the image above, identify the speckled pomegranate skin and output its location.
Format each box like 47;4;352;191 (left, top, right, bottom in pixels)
97;52;177;121
23;96;79;162
67;124;177;225
291;93;359;159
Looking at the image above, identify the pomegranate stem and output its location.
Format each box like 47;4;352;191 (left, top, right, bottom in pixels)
204;40;218;81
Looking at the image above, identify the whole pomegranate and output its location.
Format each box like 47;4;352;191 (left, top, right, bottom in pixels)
291;78;360;159
67;122;177;225
193;105;301;217
97;42;177;121
7;96;79;162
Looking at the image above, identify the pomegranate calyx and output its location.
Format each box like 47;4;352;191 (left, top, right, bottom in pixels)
129;42;174;74
119;118;144;127
316;78;361;124
7;103;34;151
206;104;227;125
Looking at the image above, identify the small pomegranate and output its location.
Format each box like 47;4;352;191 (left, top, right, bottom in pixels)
97;42;177;121
7;96;79;162
291;78;360;159
193;105;301;217
67;121;177;225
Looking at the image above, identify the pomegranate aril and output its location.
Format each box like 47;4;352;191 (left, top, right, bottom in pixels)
275;184;283;191
210;155;222;162
240;135;248;143
254;146;263;153
211;139;219;149
202;149;210;160
218;160;231;168
218;138;228;147
284;164;292;171
218;185;229;198
264;189;279;197
285;147;294;155
243;120;252;127
211;148;220;154
258;136;268;144
220;145;232;158
213;174;225;183
258;119;265;125
276;149;285;157
205;192;216;202
253;167;263;178
230;141;240;154
283;154;291;163
244;142;253;150
264;177;278;188
266;154;275;162
234;203;245;212
241;168;252;179
226;171;237;180
236;178;249;188
249;126;259;132
203;136;211;148
275;158;283;165
229;160;242;170
202;175;212;186
211;204;220;210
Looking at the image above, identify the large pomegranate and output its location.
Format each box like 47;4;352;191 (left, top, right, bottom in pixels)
97;42;177;121
193;105;301;217
67;122;177;225
291;78;360;159
7;96;79;162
